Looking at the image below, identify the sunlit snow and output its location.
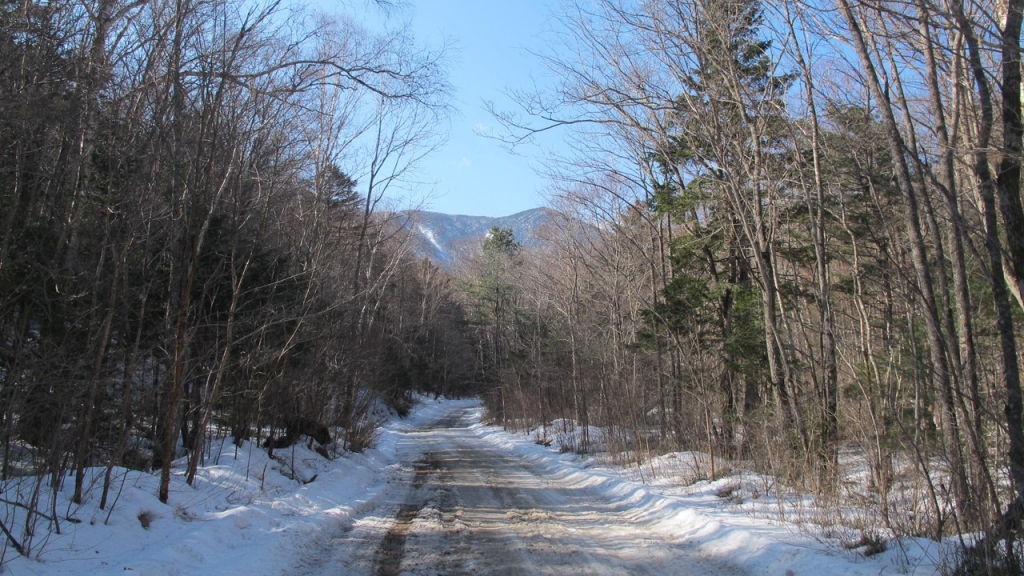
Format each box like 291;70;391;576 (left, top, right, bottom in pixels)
1;397;945;575
417;224;445;255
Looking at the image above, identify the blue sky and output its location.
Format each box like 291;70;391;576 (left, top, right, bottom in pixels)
408;1;556;217
333;0;562;217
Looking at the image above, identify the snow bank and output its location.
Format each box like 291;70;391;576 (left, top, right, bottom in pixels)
2;398;947;575
470;407;946;575
0;396;477;575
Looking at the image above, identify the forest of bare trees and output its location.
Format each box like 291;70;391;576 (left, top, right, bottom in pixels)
462;0;1024;569
0;0;486;557
7;0;1024;571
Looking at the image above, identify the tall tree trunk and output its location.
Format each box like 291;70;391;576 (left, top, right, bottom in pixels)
837;0;970;520
955;0;1024;527
916;2;999;522
784;6;838;488
73;238;121;504
997;1;1024;312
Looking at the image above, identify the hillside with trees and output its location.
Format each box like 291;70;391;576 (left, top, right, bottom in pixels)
5;0;1024;572
462;0;1024;568
0;0;478;530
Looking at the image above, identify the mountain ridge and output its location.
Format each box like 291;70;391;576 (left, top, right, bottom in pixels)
400;207;555;268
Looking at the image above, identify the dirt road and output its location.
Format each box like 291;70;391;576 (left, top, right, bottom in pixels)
301;405;743;575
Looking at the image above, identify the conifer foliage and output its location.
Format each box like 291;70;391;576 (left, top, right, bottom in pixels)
477;0;1024;562
0;0;471;555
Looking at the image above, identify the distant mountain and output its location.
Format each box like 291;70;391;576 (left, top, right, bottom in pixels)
400;208;556;268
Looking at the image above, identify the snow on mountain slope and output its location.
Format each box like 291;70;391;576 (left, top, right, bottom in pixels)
403;208;556;267
416;223;445;254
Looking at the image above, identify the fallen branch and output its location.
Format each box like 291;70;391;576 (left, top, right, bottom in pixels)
0;515;25;556
0;497;56;522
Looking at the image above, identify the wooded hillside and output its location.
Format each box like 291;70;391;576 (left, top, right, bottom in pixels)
0;0;476;531
6;0;1024;570
465;0;1024;564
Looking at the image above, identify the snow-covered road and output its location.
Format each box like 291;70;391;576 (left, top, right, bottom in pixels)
302;405;742;576
4;396;940;575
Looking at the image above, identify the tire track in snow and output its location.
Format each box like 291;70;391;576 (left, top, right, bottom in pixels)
299;403;745;576
374;455;440;576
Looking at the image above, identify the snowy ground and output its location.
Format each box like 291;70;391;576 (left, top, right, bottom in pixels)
2;397;946;575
